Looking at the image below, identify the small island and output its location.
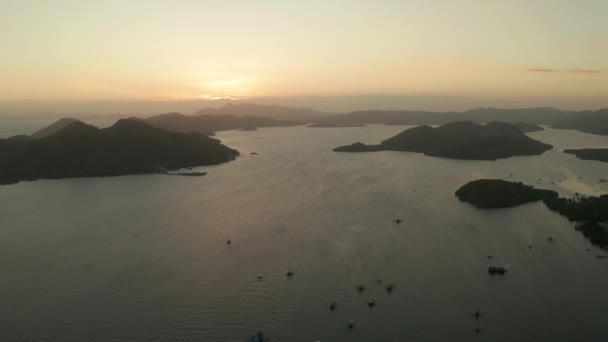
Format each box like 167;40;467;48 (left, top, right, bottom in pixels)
0;119;239;185
564;149;608;163
334;121;552;160
333;142;378;152
455;179;558;208
456;179;608;248
164;171;208;177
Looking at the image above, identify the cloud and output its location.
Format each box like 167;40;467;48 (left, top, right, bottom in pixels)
528;68;601;74
528;68;557;73
193;94;239;100
568;69;601;74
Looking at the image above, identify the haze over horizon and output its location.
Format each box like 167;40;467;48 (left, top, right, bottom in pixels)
1;0;607;115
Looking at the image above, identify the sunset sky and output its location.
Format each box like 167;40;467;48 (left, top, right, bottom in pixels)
1;0;606;112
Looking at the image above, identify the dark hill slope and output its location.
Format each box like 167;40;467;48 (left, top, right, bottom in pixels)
30;118;81;139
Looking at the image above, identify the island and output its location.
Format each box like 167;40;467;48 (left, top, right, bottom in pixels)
239;126;259;131
455;179;558;208
0;119;239;185
456;179;608;248
564;149;608;163
333;121;553;160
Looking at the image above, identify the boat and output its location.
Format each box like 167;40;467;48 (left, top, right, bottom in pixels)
488;266;507;275
474;309;481;318
247;331;264;342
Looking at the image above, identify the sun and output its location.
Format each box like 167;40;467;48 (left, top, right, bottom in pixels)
206;78;249;88
190;77;253;100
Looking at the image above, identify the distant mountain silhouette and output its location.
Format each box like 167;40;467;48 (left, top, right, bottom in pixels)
307;123;366;128
551;109;608;135
462;107;568;124
190;106;608;129
193;103;326;121
31;117;81;139
0;119;238;185
314;107;579;126
145;112;301;135
334;121;552;160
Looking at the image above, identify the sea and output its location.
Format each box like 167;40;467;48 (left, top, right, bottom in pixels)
2;120;608;341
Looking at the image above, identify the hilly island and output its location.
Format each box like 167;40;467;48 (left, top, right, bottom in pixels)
333;121;552;160
0;119;238;185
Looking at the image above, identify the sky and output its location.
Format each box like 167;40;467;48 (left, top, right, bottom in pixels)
0;0;607;113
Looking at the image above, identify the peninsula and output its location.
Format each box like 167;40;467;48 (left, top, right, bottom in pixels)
456;179;608;248
514;122;544;133
564;149;608;163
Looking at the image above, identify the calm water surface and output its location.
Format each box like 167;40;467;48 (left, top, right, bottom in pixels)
2;125;608;342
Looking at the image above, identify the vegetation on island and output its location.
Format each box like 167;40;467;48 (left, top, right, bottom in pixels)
543;195;608;223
